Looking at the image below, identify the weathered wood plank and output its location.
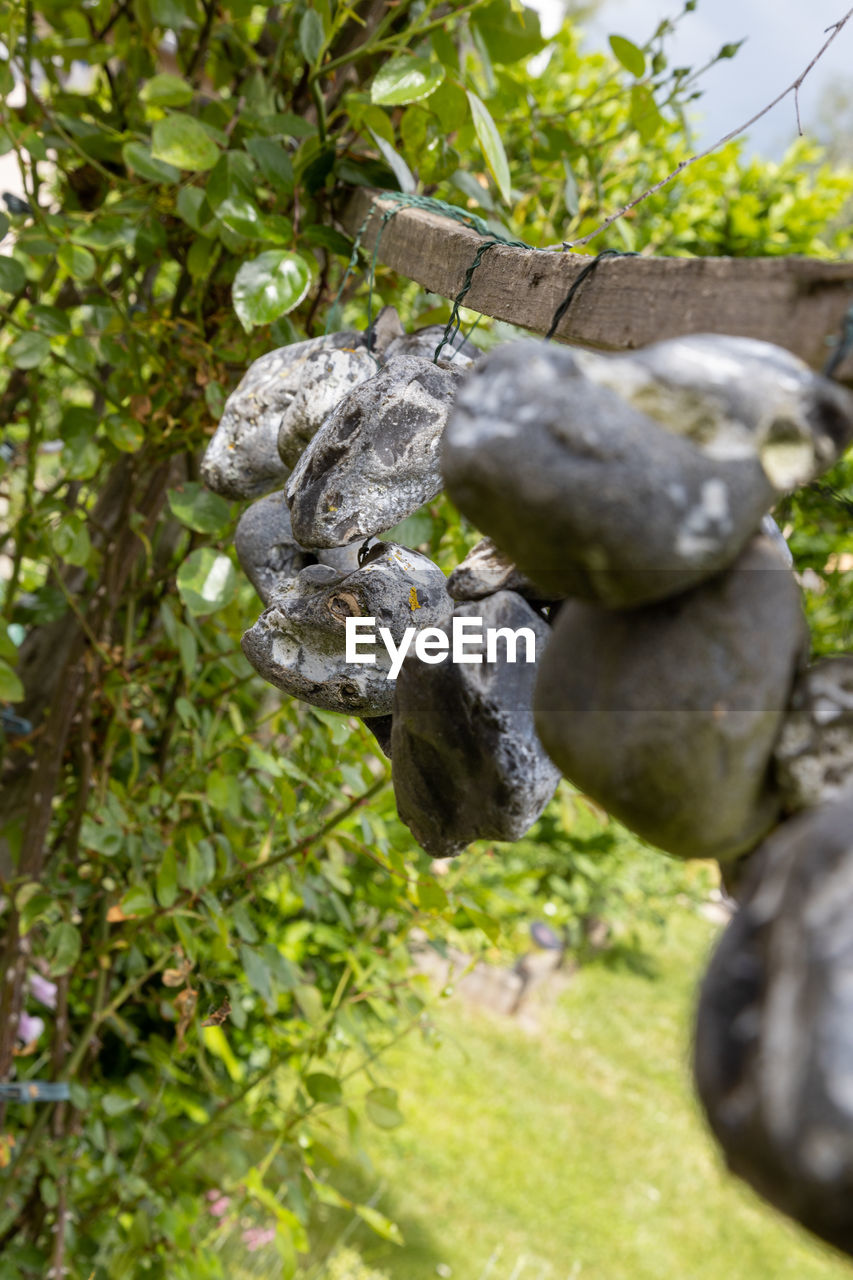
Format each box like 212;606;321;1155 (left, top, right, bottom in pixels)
341;189;853;376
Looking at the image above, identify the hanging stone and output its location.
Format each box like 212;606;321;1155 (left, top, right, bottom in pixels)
442;336;853;608
234;492;313;605
693;787;853;1258
287;355;466;548
276;344;378;469
391;591;560;858
447;537;559;608
241;543;451;717
201;330;365;499
384;324;479;367
774;656;853;812
234;492;366;605
533;534;809;863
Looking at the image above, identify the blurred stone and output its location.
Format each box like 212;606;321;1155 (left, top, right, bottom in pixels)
277;345;377;469
774;656;853;811
447;537;558;607
442;336;853;607
694;788;853;1258
287;355;466;548
241;543;451;716
201;330;364;499
534;535;808;862
391;591;560;858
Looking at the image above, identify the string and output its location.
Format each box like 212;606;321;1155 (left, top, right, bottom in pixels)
545;248;639;341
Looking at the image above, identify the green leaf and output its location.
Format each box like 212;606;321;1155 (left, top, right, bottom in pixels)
245;138;294;194
609;34;646;78
71;217;132;251
177;548;237;615
232;250;312;331
156;846;179;908
466;91;511;204
206;770;241;816
9;331;50;369
215;194;263;238
417;875;448;912
463;905;500;943
152;115;220;172
168;482;232;535
356;1204;404;1245
473;0;545;65
120;884;154;916
140;73;194;107
240;944;272;1002
301;225;352;258
630;84;664;143
305;1072;343;1105
102;1092;138;1117
0;658;24;701
365;1086;404;1129
105;413;145;453
46;922;81;976
299;8;325;63
175;185;209;231
369;131;415;195
29;304;70;335
0;257;26;293
58;243;96;280
371;56;445;106
122;140;181;184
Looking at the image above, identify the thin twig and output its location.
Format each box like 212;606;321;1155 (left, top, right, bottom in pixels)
559;8;853;250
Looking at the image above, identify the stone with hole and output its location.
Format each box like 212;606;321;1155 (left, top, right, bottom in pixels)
241;543;451;716
287;355;466;548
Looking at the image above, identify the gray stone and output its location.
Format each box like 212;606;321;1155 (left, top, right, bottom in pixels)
277;345;377;469
234;492;368;605
693;788;853;1258
391;591;560;858
384;324;479;367
287;355;466;548
774;656;853;811
241;543;451;716
442;336;853;607
533;535;809;862
234;492;313;605
201;330;364;498
447;537;559;607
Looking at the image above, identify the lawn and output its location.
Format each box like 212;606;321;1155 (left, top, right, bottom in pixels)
306;907;851;1280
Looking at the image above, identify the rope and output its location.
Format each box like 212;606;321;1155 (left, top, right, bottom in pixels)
823;302;853;380
545;248;639;341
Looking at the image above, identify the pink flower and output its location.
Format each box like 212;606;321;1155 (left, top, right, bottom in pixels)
206;1193;231;1219
16;1012;44;1045
242;1225;276;1252
29;974;58;1009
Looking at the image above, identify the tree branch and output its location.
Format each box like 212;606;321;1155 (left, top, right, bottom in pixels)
558;8;853;250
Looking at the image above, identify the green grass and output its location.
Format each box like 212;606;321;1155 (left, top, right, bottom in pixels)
311;909;851;1280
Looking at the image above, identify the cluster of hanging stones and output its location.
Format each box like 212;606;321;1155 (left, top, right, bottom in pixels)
202;304;853;1257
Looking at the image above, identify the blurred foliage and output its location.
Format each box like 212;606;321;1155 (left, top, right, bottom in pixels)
0;0;851;1275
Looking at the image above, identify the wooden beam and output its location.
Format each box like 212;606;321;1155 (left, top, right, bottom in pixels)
341;189;853;377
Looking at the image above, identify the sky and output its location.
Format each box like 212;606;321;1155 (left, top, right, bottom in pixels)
532;0;853;157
